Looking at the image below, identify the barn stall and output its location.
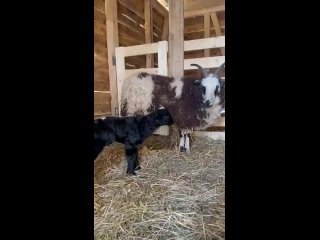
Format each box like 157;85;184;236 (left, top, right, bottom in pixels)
94;0;225;239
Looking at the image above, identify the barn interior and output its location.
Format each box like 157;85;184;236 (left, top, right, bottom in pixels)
94;0;225;118
94;1;225;239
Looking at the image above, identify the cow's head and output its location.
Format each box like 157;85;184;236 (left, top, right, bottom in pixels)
192;63;225;108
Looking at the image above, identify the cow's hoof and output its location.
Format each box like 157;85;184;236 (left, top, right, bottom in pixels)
180;146;186;152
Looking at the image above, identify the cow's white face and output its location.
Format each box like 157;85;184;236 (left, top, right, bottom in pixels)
201;74;221;107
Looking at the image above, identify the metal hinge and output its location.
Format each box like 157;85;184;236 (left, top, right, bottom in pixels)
112;55;116;66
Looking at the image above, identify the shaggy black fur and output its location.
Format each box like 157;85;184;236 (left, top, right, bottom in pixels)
94;109;174;175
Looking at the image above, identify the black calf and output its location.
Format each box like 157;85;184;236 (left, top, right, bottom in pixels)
94;109;173;175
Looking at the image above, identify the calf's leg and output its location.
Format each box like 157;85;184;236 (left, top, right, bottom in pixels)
125;143;137;175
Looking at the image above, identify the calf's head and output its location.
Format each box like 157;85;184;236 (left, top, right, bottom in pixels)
152;108;174;126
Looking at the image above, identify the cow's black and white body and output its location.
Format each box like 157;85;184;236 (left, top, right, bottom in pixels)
120;63;225;153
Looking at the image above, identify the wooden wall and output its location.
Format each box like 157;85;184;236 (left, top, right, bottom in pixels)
94;0;167;115
94;0;110;115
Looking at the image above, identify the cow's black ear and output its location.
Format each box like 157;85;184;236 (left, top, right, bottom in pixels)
193;79;201;86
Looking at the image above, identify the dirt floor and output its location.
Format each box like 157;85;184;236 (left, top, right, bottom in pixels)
94;131;225;240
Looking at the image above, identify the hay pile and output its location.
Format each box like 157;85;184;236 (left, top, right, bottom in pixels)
94;134;225;240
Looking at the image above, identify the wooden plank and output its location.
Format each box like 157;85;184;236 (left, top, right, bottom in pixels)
184;50;204;59
94;32;106;45
118;2;164;37
184;36;225;51
94;52;107;62
152;12;164;40
204;13;210;57
152;6;165;30
185;16;203;27
105;0;119;116
184;5;225;18
94;92;111;115
118;13;145;36
94;113;112;119
156;0;168;10
94;8;105;23
94;0;104;12
117;2;144;26
184;0;225;11
118;0;144;21
125;68;158;78
184;17;224;34
161;16;169;40
184;56;225;70
118;0;162;34
119;32;145;46
168;0;184;79
185;29;225;41
94;81;109;91
210;12;225;55
117;42;159;57
115;47;125;114
151;0;169;17
94;20;106;36
185;25;214;34
184;31;204;41
157;41;168;76
118;23;145;43
144;0;153;67
125;55;146;69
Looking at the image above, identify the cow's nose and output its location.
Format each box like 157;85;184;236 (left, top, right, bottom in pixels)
205;100;212;107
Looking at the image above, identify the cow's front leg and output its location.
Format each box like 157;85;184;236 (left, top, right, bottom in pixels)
179;129;192;154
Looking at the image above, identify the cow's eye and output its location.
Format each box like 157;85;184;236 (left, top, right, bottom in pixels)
202;86;206;95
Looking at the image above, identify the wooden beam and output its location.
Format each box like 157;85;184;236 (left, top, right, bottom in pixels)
184;36;225;52
184;56;225;70
184;5;225;18
105;0;119;116
210;12;225;55
144;0;153;67
157;41;168;76
118;0;144;19
204;13;210;57
118;0;164;34
117;42;159;57
94;52;107;62
115;47;125;113
168;0;184;79
185;23;225;34
152;0;169;17
161;16;169;40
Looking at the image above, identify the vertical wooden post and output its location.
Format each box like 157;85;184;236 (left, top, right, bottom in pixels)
144;0;153;67
105;0;119;115
204;13;210;57
168;0;184;79
210;12;225;55
157;41;168;76
161;16;169;40
115;47;125;115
